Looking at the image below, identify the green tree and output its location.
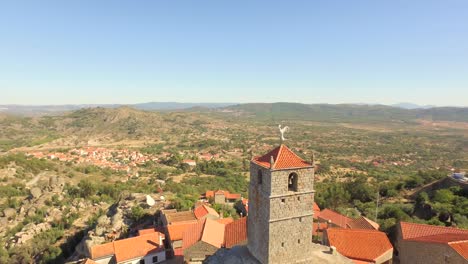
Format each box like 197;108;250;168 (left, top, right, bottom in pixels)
433;189;456;204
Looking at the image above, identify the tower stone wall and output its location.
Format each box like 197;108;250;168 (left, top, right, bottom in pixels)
248;157;316;264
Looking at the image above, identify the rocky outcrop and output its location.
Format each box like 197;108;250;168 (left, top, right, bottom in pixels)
30;187;42;199
3;208;16;219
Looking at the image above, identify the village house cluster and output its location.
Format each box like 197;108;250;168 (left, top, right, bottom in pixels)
28;147;159;172
76;144;467;264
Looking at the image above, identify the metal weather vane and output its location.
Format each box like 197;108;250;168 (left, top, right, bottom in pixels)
278;124;289;142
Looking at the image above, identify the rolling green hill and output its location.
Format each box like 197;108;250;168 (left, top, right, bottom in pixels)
223;103;468;123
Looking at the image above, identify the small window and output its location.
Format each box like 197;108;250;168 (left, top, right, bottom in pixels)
298;239;301;244
281;198;285;203
297;196;301;201
140;259;145;264
288;173;298;192
299;217;302;222
257;169;263;184
152;256;158;263
281;242;285;247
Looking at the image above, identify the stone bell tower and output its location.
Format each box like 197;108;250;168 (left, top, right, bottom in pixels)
247;144;316;264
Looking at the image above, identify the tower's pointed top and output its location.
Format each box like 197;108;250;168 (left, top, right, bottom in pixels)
252;144;312;170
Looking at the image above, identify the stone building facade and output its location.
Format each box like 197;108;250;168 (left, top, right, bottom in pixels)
248;144;316;264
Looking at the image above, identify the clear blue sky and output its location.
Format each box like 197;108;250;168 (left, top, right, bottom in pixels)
1;1;467;106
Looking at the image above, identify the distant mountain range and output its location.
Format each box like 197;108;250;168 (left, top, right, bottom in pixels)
0;102;235;115
391;103;437;109
0;102;466;123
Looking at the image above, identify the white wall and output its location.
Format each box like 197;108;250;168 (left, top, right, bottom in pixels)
117;251;166;264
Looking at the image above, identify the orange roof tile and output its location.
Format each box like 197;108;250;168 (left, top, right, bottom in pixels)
91;232;164;262
224;217;247;248
167;222;197;241
113;232;164;263
182;219;207;250
450;241;468;260
409;233;468;244
347;216;379;230
252;144;312;169
326;228;393;262
318;209;352;228
225;192;241;200
400;221;468;240
201;218;225;248
91;242;115;259
205;190;215;198
194;204;219;219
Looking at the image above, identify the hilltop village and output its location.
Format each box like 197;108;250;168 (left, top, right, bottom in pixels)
72;144;468;264
0;106;467;264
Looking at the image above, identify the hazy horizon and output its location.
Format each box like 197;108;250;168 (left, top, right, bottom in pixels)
1;1;467;106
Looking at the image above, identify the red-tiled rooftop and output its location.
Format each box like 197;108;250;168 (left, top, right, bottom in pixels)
204;190;241;200
167;221;197;241
113;232;164;263
91;232;165;263
450;241;468;260
224;217;247;248
400;221;468;240
318;209;352;228
91;242;115;259
194;204;219;219
252;144;312;169
326;228;393;263
347;216;379;230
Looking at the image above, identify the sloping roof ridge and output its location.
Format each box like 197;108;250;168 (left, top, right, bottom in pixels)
449;239;468;244
272;144;285;168
281;144;306;164
328;227;380;233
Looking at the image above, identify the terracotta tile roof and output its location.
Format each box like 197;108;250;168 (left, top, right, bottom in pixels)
252;144;312;169
113;232;164;263
205;190;215;198
326;228;393;263
224;217;248;248
201;218;225;248
217;218;235;225
409;233;468;244
194;204;219;219
91;232;165;263
318;209;352;228
399;221;468;240
225;192;241;200
182;219;207;250
347;216;379;230
399;222;468;260
90;242;115;259
205;190;241;200
450;241;468;260
167;221;198;241
165;210;197;224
